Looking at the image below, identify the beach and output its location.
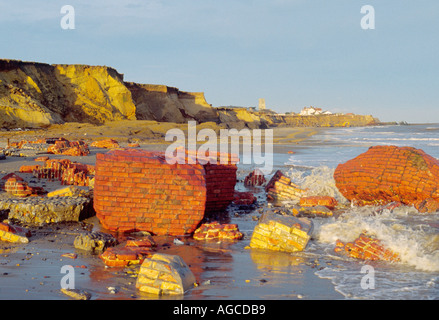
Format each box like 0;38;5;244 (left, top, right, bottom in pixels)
1;123;438;301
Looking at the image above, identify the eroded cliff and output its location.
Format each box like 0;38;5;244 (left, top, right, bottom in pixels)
0;59;137;127
0;59;219;128
0;59;379;129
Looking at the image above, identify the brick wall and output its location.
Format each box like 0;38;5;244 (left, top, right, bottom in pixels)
334;146;439;209
93;149;237;235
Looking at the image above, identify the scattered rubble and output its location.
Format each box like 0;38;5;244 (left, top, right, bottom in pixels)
0;194;94;226
136;253;197;295
334;233;400;262
74;231;118;253
265;170;305;202
233;191;257;206
287;204;334;218
34;159;94;187
60;288;91;300
249;210;313;253
4;176;40;197
47;139;90;156
244;169;266;187
193;222;243;241
299;196;338;210
100;245;152;267
90;138;120;149
0;221;31;243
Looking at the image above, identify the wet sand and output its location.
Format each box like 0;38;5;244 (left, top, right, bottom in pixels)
0;124;343;301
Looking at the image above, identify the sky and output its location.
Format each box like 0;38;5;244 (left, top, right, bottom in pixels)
1;0;438;123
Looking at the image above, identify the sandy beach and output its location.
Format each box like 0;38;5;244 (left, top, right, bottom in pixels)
0;122;343;301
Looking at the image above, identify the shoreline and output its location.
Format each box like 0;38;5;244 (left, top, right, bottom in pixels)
0;124;344;300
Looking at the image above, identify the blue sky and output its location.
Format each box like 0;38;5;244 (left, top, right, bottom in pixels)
1;0;438;123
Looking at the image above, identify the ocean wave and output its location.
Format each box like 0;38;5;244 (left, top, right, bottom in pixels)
315;207;439;273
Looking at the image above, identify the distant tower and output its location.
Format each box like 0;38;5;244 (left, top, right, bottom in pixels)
259;98;266;111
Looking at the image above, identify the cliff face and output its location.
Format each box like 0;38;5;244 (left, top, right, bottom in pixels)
278;114;377;127
125;83;219;123
0;59;218;128
0;59;379;129
0;59;136;127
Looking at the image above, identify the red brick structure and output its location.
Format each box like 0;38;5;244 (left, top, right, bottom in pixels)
33;159;94;187
93;149;237;235
334;233;400;262
90;139;120;149
334;146;439;212
299;196;338;210
47;139;90;156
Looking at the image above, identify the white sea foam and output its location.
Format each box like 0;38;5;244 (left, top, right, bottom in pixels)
286;165;349;204
315;207;439;272
283;124;439;299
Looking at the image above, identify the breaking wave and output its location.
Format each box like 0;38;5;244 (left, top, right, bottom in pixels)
315;207;439;272
286;165;348;204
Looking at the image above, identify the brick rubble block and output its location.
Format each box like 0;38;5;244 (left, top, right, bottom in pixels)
288;204;334;218
74;231;118;253
334;146;439;212
3;176;42;197
193;222;243;241
334;233;400;262
47;139;90;156
244;169;266;187
90;139;121;149
299;196;338;210
0;195;94;226
265;170;305;202
33;159;94;187
100;245;152;267
0;221;31;243
136;253;197;295
233;191;256;206
249;210;313;253
93;149;237;235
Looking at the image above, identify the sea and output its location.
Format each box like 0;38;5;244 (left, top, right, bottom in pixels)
278;123;439;299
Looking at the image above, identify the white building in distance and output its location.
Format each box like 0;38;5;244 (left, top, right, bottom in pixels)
299;106;332;116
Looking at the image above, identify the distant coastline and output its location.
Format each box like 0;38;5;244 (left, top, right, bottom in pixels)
1;58;380;131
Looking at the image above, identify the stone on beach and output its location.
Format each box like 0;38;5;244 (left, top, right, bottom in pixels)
244;169;266;187
249;210;313;253
100;245;152;267
299;196;338;210
334;146;439;212
334;233;400;263
90;138;121;149
3;177;35;197
0;195;94;226
265;170;305;202
60;288;91;300
288;204;334;218
74;231;118;253
47;139;90;156
33;158;94;187
0;221;31;243
233;191;256;206
93;149;237;235
47;186;88;197
136;253;196;295
193;222;243;241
